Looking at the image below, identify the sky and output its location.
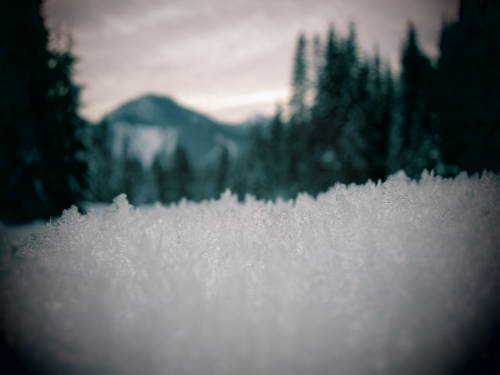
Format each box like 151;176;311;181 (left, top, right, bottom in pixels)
44;0;458;124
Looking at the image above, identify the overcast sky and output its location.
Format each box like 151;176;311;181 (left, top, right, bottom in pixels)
44;0;457;124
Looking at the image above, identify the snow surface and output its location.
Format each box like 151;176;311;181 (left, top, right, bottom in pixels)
1;172;500;374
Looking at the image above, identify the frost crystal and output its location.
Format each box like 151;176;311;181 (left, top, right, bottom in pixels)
2;172;499;374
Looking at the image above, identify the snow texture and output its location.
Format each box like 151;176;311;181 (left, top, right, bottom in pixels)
1;171;499;374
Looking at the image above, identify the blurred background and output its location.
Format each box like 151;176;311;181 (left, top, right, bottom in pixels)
1;0;499;224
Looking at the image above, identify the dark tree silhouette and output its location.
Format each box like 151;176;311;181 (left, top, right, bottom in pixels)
435;0;500;174
215;145;230;197
289;33;309;125
397;23;438;178
170;145;193;201
152;147;171;204
365;54;394;181
268;106;287;196
0;0;86;223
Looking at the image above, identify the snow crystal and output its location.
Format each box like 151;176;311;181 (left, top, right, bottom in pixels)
1;172;499;374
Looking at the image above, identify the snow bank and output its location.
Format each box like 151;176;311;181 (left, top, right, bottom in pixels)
1;172;500;374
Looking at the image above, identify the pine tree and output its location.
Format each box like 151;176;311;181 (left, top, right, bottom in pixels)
245;125;270;199
152;147;171;204
309;27;342;191
311;34;324;94
286;33;311;195
42;44;87;212
365;54;393;181
268;106;287;197
87;120;118;202
434;0;500;174
215;145;230;197
229;157;248;202
310;24;365;187
334;24;370;184
170;145;193;201
122;138;144;204
312;27;340;142
337;57;369;184
379;66;397;176
397;23;437;178
289;33;309;125
0;0;86;223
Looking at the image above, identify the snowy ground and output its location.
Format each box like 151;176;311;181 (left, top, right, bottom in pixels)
1;172;499;374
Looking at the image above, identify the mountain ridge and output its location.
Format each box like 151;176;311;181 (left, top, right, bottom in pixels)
99;93;253;168
104;93;227;127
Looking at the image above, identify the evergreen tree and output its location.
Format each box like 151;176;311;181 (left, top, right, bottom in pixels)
215;145;230;197
229;157;249;201
365;54;394;181
122;138;144;204
397;23;437;177
334;25;370;184
245;125;270;199
152;147;171;204
434;0;500;174
289;33;309;125
312;27;339;142
0;0;86;223
268;106;287;196
286;33;311;195
379;66;397;175
86;120;118;202
309;27;342;191
311;24;364;188
42;45;87;211
170;145;193;201
311;34;324;94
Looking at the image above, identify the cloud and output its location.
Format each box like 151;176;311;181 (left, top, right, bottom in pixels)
45;0;457;122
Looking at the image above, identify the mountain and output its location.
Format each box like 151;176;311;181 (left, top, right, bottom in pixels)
100;94;251;168
240;113;272;127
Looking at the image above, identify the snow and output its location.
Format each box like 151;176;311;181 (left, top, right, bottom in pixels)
112;122;178;167
1;171;500;374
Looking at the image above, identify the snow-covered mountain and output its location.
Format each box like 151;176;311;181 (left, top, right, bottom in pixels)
100;94;251;168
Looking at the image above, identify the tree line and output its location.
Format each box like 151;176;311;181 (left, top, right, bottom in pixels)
204;5;499;201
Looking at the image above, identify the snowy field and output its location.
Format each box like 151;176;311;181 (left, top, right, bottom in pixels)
1;172;500;374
